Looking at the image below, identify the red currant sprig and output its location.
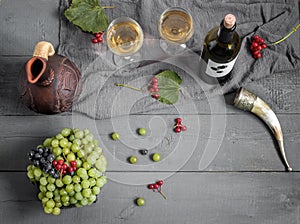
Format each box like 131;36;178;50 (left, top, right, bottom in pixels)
149;77;159;99
92;32;104;44
174;117;187;133
148;180;167;199
250;35;267;59
52;159;77;179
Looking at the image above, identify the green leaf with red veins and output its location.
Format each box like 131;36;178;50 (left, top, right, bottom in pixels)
64;0;109;33
156;70;182;105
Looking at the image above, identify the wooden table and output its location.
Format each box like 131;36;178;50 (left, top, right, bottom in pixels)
1;1;300;223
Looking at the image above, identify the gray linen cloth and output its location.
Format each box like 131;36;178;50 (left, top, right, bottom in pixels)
58;0;300;119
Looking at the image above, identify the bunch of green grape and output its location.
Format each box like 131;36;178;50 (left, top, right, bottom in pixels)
26;128;107;215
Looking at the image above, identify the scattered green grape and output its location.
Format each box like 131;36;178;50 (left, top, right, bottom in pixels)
136;197;145;206
111;132;120;140
138;128;147;136
129;156;138;164
152;153;161;162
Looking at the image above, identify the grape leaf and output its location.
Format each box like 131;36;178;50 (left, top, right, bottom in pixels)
64;0;109;33
156;70;182;105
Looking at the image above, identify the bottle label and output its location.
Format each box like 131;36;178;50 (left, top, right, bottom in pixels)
205;56;238;78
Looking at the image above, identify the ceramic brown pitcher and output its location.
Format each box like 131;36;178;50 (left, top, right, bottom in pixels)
20;41;82;114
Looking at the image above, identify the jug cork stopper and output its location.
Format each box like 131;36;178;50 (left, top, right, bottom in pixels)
33;41;55;60
224;14;236;29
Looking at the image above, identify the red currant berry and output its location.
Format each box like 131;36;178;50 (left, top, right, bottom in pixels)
181;126;187;131
92;38;98;44
153;87;159;92
72;166;77;171
175;118;182;123
58;159;64;165
97;37;103;42
152;83;158;89
251;42;259;48
63;170;67;174
67;166;74;173
95;33;101;38
55;164;62;171
153;184;159;189
257;45;262;51
261;44;267;49
70;160;77;167
62;164;68;171
253;35;260;41
148;184;155;189
258;38;264;44
152;77;158;83
175;127;181;133
157;180;163;186
52;160;58;166
152;94;159;99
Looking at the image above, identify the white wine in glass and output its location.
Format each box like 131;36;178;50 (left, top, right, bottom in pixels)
106;17;144;65
158;7;194;54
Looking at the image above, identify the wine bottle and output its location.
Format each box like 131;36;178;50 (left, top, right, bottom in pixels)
200;14;241;85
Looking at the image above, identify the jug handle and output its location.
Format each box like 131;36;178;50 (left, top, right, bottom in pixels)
33;41;55;60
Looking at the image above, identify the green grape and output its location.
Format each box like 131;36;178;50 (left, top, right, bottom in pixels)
59;189;68;196
73;139;81;146
82;189;92;198
99;176;107;185
46;199;55;208
39;185;47;193
83;128;90;136
69;134;75;142
75;130;84;139
65;184;74;193
43;138;52;147
44;206;53;214
59;138;69;148
82;162;91;170
77;150;85;159
27;170;34;180
74;184;82;192
72;175;81;184
94;147;102;155
70;197;78;204
84;144;93;154
71;143;80;153
88;168;97;178
54;195;61;202
77;168;88;178
53;189;60;196
56;156;64;161
138;128;147;136
61;195;70;203
62;175;72;185
85;133;94;142
33;167;42;178
129;156;138;164
46;191;53;199
95;155;107;172
92;139;99;146
86;154;97;165
55;202;63;208
40;177;48;186
136;197;145;206
61;128;71;137
55;179;64;188
81;138;88;146
80;198;89;206
68;191;75;197
51;139;59;147
88;195;97;203
74;192;83;201
81;179;90;189
75;203;82;208
73;128;80;133
41;197;49;204
92;186;100;195
47;176;56;184
111;132;120;140
52;147;62;156
152;153;161;162
38;192;45;200
89;178;96;187
67;153;76;162
27;165;33;172
46;183;56;192
96;177;106;188
63;201;70;207
55;133;64;140
76;159;82;168
52;207;61;216
62;147;70;155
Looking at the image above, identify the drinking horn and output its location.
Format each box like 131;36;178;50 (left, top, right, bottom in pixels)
233;87;292;171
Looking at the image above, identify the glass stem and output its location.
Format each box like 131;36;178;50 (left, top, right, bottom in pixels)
268;23;300;46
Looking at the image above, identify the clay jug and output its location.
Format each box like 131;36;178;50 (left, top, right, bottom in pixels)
20;41;82;114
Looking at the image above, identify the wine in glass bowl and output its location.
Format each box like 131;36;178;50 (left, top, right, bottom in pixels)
106;17;144;57
158;7;194;44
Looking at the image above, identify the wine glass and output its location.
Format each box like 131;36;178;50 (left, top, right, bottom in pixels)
158;7;194;55
106;17;144;66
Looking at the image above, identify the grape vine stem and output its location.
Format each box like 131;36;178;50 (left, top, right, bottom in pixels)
268;23;300;46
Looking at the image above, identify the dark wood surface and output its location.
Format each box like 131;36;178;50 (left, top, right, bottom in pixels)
1;1;300;224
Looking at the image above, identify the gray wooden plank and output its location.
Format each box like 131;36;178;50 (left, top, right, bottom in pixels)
0;0;60;56
0;114;298;171
1;56;300;116
0;171;299;224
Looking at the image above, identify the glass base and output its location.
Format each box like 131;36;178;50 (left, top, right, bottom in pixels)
159;39;187;55
112;52;142;67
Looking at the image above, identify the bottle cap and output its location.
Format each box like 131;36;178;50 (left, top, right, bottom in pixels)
223;14;236;29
